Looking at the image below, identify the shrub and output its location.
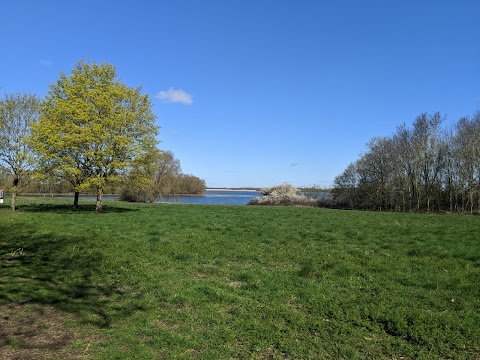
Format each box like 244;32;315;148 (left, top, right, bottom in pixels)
248;184;315;206
118;186;148;202
174;175;206;195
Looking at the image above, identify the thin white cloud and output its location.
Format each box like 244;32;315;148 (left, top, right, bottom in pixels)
156;88;193;105
39;59;54;67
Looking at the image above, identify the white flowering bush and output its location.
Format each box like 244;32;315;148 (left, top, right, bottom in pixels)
249;184;313;206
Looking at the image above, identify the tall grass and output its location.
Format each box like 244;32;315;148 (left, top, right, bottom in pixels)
1;197;479;359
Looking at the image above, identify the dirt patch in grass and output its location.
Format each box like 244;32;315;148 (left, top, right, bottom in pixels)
154;320;180;330
0;303;101;360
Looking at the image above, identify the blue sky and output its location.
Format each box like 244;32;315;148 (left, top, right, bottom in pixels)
2;0;479;188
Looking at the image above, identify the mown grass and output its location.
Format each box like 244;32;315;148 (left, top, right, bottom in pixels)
1;197;479;359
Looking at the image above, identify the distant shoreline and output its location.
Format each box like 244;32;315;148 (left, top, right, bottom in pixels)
207;188;259;192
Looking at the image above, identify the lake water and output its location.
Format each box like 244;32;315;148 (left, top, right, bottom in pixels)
39;189;330;206
156;190;260;206
27;191;259;205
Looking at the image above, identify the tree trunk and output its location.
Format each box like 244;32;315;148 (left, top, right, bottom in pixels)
470;190;474;215
11;178;19;211
478;183;480;215
74;191;79;208
96;187;103;213
449;184;453;213
11;190;16;211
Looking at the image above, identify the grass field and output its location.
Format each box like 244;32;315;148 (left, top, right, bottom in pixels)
1;197;479;359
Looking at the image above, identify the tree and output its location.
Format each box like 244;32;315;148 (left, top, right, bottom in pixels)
119;148;171;203
0;93;40;210
0;164;8;186
119;149;206;202
392;124;416;211
357;137;396;210
332;111;480;213
149;150;181;199
333;162;360;208
30;60;158;212
174;174;206;195
409;113;445;212
451;113;480;213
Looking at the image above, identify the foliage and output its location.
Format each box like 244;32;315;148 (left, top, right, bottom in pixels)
249;183;314;206
1;199;479;358
0;165;8;187
119;149;206;202
30;60;158;211
173;174;206;195
334;111;480;213
0;93;40;210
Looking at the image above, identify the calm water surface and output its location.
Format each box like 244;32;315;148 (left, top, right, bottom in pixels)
35;191;258;205
157;190;259;206
34;190;330;206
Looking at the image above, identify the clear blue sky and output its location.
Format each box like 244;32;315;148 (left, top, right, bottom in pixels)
2;0;479;188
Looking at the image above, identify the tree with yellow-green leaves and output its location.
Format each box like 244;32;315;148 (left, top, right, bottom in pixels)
30;60;159;212
0;93;40;210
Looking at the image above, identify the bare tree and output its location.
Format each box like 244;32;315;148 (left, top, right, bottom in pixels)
332;111;478;214
357;137;396;210
406;113;445;212
333;162;360;208
393;124;417;211
452;113;480;213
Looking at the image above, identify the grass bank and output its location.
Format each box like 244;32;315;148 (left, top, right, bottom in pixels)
1;197;479;359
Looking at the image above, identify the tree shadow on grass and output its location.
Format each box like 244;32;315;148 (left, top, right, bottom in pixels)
17;203;137;214
0;221;146;329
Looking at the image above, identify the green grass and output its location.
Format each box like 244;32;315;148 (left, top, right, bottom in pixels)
1;197;479;359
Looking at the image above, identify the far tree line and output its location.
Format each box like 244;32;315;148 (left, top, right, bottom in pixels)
333;111;480;214
0;60;205;212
